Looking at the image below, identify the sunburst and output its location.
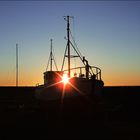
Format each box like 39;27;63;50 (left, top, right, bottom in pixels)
43;71;93;107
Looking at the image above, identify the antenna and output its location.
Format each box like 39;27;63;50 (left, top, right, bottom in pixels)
16;43;18;87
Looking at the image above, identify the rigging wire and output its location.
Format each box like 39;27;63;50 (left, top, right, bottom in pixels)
69;29;83;59
61;43;68;71
52;47;58;71
46;54;50;71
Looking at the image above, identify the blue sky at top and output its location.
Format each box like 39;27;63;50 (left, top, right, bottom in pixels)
0;1;140;86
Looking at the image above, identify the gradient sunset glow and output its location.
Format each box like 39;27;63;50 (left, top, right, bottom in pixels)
0;1;140;86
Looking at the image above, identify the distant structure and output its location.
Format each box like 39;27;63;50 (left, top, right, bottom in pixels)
16;43;18;87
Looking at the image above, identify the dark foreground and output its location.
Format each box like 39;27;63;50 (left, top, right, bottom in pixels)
0;86;140;139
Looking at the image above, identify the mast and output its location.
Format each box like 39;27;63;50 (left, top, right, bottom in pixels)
62;16;85;77
16;43;18;87
50;39;53;71
67;16;70;77
46;39;58;71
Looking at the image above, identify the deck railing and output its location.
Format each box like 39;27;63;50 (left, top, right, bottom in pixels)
63;66;102;80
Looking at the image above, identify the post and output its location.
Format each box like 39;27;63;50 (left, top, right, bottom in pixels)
50;39;53;71
16;44;18;87
67;16;70;77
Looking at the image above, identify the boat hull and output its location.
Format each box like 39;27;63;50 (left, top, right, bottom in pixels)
35;78;104;121
35;78;104;101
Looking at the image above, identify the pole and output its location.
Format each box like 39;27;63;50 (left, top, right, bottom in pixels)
67;16;70;77
16;44;18;87
50;39;53;71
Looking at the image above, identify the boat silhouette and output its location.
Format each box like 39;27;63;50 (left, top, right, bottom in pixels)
35;16;104;104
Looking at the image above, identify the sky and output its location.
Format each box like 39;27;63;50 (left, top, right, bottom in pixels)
0;1;140;86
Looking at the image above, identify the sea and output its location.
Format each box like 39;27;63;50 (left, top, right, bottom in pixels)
0;86;140;139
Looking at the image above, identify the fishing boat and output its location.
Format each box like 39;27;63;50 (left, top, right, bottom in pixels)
35;16;104;107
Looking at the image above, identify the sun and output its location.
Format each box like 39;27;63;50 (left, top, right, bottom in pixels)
62;73;69;84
